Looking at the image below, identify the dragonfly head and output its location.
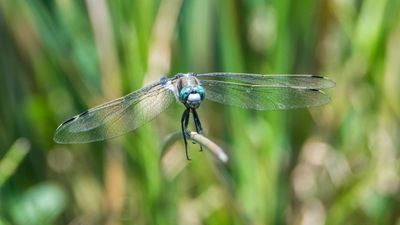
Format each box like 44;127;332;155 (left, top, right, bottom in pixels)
179;85;205;109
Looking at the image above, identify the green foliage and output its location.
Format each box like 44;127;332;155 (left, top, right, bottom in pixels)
8;182;67;225
1;0;400;224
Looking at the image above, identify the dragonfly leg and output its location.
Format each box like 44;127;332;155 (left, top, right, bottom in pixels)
192;109;203;134
184;109;190;130
181;108;190;160
192;109;203;151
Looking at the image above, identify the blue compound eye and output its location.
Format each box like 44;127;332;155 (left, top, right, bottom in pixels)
197;86;205;100
179;87;191;102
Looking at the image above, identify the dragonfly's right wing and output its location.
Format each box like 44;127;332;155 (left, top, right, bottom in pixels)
196;73;335;89
197;73;335;111
54;80;176;143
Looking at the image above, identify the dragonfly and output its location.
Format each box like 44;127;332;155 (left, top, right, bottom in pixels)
54;72;335;159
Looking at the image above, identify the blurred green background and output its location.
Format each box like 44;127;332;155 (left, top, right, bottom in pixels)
1;0;400;224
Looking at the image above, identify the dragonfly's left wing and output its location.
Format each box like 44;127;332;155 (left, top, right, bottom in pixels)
196;73;335;110
54;80;176;143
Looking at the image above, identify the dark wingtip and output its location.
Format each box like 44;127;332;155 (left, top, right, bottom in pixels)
59;110;88;127
59;116;76;126
310;75;336;88
311;75;324;79
79;110;89;117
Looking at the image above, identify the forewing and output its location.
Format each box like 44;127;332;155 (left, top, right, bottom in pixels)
200;80;332;110
54;82;176;143
196;73;336;89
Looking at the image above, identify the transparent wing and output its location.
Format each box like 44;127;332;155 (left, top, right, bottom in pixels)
200;76;334;110
195;73;336;89
54;81;176;143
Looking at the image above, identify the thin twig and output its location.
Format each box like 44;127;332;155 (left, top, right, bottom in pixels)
161;131;228;163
